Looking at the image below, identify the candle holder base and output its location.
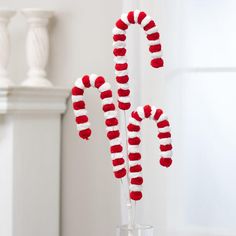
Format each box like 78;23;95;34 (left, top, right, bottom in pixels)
21;77;53;87
116;225;154;236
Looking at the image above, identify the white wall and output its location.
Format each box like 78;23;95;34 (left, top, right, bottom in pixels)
1;0;122;236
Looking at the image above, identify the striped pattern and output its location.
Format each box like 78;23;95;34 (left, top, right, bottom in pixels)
113;10;164;110
127;105;173;201
71;74;126;179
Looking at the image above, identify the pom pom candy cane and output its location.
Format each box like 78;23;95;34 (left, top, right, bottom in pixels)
71;74;126;179
113;10;164;110
127;105;173;201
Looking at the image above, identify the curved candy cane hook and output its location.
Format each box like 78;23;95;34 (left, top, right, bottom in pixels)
127;105;173;200
113;10;164;110
71;74;126;179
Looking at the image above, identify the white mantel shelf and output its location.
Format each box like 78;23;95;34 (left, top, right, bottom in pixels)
0;86;70;236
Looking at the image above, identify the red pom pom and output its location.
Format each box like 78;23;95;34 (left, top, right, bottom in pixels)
149;44;161;53
127;124;140;132
128;137;141;145
160;157;172;167
130;191;142;201
147;32;159;41
103;104;115;112
110;145;123;153
158;132;171;139
107;130;120;140
115;63;128;71
113;158;125;166
127;11;135;24
118;102;131;110
72;86;84;95
116;75;129;84
113;34;126;41
131;111;142;121
100;90;112;99
160;144;172;152
75;115;88;124
144;20;156;31
113;48;126;56
118;88;130;97
157;120;170;128
137;12;147;24
151;58;164;68
153;109;163;120
106;118;118;126
114;168;126;178
130;164;142;172
131;177;143;185
116;19;128;30
73;101;85;110
95;76;105;88
129;153;141;161
82;75;90;88
144;105;152;118
79;128;91;140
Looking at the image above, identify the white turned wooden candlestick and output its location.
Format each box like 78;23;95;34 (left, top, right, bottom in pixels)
21;9;53;87
0;9;15;87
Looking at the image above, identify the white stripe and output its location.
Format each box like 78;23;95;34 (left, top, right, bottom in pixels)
111;153;122;160
129;117;140;126
160;150;173;158
129;172;142;179
148;39;161;46
121;13;130;25
158;126;171;133
89;74;97;87
112;27;126;35
115;69;128;77
76;122;90;131
137;106;145;119
128;131;140;139
74;109;87;117
113;164;125;172
71;95;83;103
141;15;152;28
118;83;129;90
109;137;121;146
146;26;158;35
104;110;117;119
128;145;139;153
106;125;119;132
150;106;157;119
98;82;111;92
113;41;126;48
114;56;127;64
151;51;162;58
74;78;84;89
102;97;113;105
118;96;130;103
158;113;168;122
159;138;172;145
129;185;142;192
134;9;141;23
129;160;141;167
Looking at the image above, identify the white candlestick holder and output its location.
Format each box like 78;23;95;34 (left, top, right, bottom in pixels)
21;8;53;87
0;8;15;87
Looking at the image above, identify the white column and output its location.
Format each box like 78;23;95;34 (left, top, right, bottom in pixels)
21;9;53;87
0;86;70;236
0;9;15;87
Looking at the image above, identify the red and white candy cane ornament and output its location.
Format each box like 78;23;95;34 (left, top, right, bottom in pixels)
127;105;173;201
71;74;126;179
113;10;164;110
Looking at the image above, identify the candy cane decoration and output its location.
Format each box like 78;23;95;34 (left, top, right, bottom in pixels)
113;10;164;110
71;74;126;179
127;105;173;201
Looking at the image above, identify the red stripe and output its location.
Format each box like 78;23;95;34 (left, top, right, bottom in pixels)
147;32;160;41
102;104;115;112
127;11;135;24
110;145;123;153
157;120;170;128
94;76;105;88
118;101;131;110
149;44;161;53
107;130;120;140
151;58;164;68
144;105;152;118
118;88;130;97
79;128;91;140
100;90;112;99
160;144;172;151
113;158;125;166
129;153;141;161
113;48;126;56
116;75;129;83
115;63;128;71
82;75;90;88
75;115;88;124
144;20;156;31
158;132;171;139
72;87;84;95
130;164;142;172
106;118;118;126
131;111;142;121
116;19;128;30
73;101;85;110
130;191;142;201
137;12;147;24
131;177;143;185
113;34;126;41
153;109;163;120
128;137;141;145
114;168;126;178
127;124;140;132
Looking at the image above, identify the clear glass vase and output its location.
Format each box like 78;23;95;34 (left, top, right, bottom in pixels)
116;224;154;236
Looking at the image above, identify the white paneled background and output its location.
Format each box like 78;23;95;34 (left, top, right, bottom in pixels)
1;0;236;236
